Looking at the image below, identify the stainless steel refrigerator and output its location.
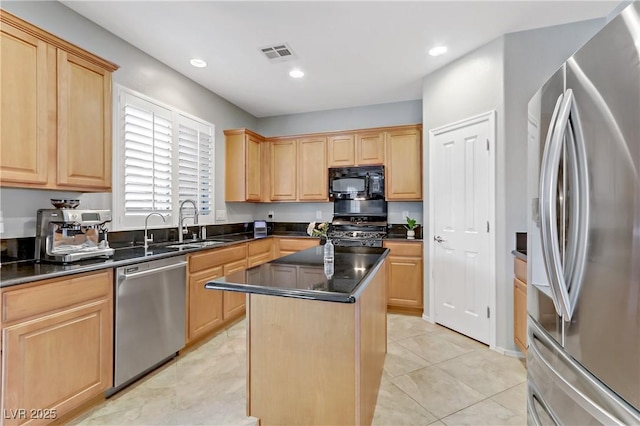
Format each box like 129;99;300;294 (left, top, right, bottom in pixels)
527;2;640;424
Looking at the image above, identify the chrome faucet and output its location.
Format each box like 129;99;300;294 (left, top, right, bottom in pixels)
178;199;199;243
144;213;166;249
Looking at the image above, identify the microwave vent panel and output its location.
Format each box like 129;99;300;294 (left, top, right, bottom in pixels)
259;43;296;63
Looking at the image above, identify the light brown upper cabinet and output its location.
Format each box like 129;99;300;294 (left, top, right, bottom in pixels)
57;51;112;189
327;131;385;167
225;129;264;202
328;134;355;167
356;131;385;165
0;10;118;191
0;21;51;185
298;136;327;200
269;136;327;202
385;127;422;200
270;139;297;201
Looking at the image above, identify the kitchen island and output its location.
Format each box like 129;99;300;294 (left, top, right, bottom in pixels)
205;246;388;426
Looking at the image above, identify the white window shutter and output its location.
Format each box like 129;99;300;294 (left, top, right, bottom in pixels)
177;114;214;216
114;87;215;230
121;94;173;216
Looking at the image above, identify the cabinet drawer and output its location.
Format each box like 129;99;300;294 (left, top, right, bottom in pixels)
248;238;273;257
514;257;527;283
189;244;247;273
248;252;272;267
2;269;112;324
383;241;423;257
277;238;319;253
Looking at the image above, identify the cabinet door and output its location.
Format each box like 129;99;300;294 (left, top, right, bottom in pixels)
298;136;327;201
385;128;422;200
514;278;527;354
387;256;423;309
223;259;248;319
188;267;224;343
356;132;384;165
2;299;112;425
57;50;112;190
270;140;297;201
246;134;262;201
327;134;355;167
0;24;51;186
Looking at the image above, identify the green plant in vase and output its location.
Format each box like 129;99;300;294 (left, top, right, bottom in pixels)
404;216;417;239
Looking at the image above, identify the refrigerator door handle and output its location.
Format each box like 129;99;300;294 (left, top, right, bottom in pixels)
540;88;590;321
527;381;561;426
539;91;570;317
564;97;590;319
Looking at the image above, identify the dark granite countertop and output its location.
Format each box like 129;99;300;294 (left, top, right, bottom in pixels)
205;246;389;303
0;234;320;288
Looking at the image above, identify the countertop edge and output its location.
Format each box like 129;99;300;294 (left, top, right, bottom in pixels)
205;248;390;303
511;249;527;261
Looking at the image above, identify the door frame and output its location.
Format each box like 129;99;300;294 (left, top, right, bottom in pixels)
427;110;497;349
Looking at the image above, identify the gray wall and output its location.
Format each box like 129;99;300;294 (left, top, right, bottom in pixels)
257;100;422;137
422;36;506;332
421;18;606;352
0;1;258;237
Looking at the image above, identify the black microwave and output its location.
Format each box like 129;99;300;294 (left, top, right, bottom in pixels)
328;166;385;200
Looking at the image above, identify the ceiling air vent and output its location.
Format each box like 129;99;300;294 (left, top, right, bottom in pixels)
259;43;296;63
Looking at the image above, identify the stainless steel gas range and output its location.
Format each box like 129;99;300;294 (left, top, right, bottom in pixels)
329;200;387;247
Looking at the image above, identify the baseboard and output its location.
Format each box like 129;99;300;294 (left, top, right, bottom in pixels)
492;346;526;358
421;313;435;324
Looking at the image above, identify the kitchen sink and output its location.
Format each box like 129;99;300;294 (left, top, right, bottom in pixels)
165;240;226;249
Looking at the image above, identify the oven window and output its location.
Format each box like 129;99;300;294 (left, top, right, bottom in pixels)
332;178;365;193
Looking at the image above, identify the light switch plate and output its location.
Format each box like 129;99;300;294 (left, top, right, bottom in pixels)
316;210;322;220
215;210;227;221
268;210;274;219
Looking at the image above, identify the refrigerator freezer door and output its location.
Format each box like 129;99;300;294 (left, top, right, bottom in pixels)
562;2;640;409
528;318;640;425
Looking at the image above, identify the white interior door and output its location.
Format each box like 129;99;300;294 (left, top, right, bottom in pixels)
430;112;494;345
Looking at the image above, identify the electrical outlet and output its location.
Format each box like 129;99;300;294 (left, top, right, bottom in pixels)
402;211;409;220
316;210;322;220
215;210;227;221
268;210;274;219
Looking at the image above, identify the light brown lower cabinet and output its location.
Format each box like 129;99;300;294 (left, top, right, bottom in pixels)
275;237;319;257
186;244;249;345
383;241;424;315
187;266;224;342
0;269;113;425
513;256;528;354
514;278;527;354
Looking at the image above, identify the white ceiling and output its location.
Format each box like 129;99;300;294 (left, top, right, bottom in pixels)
61;1;623;118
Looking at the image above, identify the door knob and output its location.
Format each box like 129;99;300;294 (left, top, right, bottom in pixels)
434;236;444;243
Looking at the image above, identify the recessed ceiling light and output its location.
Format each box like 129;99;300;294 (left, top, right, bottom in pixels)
190;58;207;68
289;69;304;78
428;46;448;57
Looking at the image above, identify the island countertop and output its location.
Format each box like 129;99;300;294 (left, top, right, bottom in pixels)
205;246;389;303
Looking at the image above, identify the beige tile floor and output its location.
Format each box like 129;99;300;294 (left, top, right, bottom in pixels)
70;314;527;426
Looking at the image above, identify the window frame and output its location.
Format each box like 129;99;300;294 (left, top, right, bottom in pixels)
112;85;215;231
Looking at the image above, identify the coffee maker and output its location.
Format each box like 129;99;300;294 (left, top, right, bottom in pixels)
35;209;114;263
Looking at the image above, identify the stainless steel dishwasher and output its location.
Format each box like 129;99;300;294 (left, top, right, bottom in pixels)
111;255;187;395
